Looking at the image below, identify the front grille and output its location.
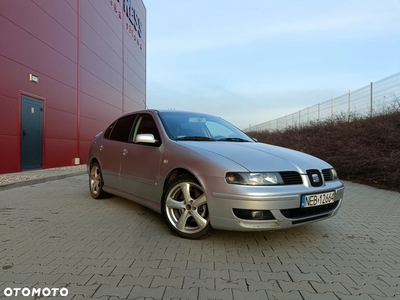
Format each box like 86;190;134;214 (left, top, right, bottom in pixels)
322;169;333;181
280;201;339;219
306;169;323;187
279;171;302;185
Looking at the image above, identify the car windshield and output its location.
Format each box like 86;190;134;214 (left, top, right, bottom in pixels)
158;111;254;142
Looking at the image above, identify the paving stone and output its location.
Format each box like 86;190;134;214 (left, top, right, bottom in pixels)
68;283;101;298
300;291;340;300
75;258;108;267
334;293;374;300
199;269;229;280
159;259;186;270
341;283;392;297
318;272;354;284
170;267;200;279
241;262;270;272
23;273;63;284
140;267;172;278
198;287;232;300
93;285;132;298
215;278;247;291
111;267;143;277
0;272;34;284
266;290;303;300
246;279;282;293
229;270;260;281
279;280;316;293
86;274;124;287
269;263;300;273
51;265;87;275
310;282;350;295
163;287;199;300
183;277;214;290
175;253;201;263
297;264;331;275
128;286;165;299
54;274;93;285
150;276;184;289
118;275;153;288
231;289;267;300
187;261;214;271
258;270;291;282
288;271;323;282
214;261;243;272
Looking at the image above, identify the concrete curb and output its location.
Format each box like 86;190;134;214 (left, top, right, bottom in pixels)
0;170;87;191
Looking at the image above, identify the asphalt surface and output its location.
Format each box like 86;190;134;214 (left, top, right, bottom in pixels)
0;170;399;299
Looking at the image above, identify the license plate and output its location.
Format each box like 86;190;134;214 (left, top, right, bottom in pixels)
301;191;335;208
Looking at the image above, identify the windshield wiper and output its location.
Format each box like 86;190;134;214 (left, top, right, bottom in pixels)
176;136;215;141
217;137;250;142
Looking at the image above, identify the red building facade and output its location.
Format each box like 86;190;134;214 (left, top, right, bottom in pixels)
0;0;146;174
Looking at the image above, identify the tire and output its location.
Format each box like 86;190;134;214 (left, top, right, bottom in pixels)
89;162;111;199
162;175;213;239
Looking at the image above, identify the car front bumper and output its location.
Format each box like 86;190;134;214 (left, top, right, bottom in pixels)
204;179;345;231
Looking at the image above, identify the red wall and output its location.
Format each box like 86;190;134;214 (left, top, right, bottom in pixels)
0;0;146;174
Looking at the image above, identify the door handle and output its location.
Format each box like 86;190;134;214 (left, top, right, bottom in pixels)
99;145;104;151
23;130;28;139
122;149;128;156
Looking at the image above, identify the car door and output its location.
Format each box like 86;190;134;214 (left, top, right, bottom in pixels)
120;113;163;203
98;115;137;190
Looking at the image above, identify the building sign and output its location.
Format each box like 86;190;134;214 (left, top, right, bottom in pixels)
111;0;144;50
123;0;143;39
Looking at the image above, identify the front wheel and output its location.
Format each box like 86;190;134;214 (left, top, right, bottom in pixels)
162;175;212;239
89;162;110;199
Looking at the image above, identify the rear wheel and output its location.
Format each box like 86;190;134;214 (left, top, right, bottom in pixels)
162;175;212;239
89;162;110;199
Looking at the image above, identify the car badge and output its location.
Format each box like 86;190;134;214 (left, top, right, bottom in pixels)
312;174;320;183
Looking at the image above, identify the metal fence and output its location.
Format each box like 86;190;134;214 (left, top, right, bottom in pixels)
244;72;400;132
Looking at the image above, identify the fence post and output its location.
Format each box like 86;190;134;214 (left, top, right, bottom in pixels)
299;110;301;127
318;103;320;121
370;82;373;117
331;97;334;120
348;90;351;121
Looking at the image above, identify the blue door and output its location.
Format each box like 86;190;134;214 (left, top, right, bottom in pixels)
21;95;44;171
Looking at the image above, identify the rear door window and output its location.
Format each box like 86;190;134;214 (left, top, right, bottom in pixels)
108;115;136;142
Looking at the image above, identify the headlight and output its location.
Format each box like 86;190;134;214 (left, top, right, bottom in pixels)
331;168;339;180
225;172;284;186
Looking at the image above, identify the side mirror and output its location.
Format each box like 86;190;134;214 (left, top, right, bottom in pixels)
252;137;258;142
135;133;158;144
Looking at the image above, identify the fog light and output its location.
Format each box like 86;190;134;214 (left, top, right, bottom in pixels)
251;211;264;220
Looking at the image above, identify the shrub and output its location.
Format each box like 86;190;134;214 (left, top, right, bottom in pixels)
248;108;400;192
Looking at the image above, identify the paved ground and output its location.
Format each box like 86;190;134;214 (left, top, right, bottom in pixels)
0;172;399;300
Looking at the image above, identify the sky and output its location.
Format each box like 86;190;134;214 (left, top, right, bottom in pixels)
144;0;400;129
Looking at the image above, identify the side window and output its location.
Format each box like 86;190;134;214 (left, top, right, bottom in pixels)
103;120;117;139
131;114;161;146
108;115;136;142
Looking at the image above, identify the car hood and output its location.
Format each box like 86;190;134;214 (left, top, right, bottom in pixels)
178;141;332;173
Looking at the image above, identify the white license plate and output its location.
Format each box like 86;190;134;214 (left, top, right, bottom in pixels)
301;191;335;208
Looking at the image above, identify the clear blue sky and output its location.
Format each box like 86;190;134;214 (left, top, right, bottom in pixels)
144;0;400;129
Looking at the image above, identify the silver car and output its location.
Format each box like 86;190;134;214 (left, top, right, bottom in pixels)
87;110;344;239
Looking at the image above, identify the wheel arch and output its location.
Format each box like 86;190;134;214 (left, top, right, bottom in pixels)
163;168;201;190
88;157;100;169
